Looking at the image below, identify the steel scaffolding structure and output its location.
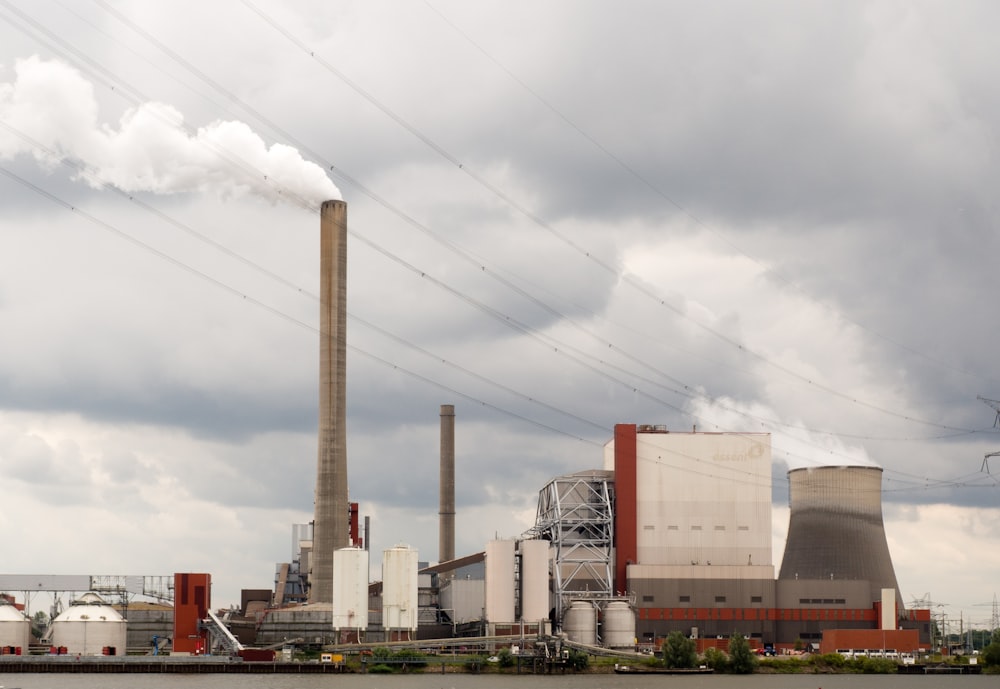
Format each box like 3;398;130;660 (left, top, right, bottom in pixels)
524;470;614;620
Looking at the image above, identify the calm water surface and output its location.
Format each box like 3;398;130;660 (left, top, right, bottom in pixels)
0;674;996;689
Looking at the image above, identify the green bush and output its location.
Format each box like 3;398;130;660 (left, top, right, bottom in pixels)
758;656;807;673
497;647;515;667
566;648;589;671
852;656;897;674
391;649;428;670
368;664;393;673
810;652;847;670
702;647;728;671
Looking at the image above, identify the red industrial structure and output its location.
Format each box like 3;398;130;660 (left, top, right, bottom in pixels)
172;573;210;655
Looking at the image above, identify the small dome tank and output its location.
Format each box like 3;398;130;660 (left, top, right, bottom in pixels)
50;592;127;656
0;600;31;652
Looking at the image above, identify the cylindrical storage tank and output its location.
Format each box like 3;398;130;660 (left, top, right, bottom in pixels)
50;592;126;656
382;544;418;632
562;600;597;646
485;539;516;623
520;539;549;623
0;602;30;652
602;600;635;649
332;547;369;631
778;466;902;607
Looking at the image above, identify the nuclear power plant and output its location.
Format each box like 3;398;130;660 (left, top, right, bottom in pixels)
0;201;932;658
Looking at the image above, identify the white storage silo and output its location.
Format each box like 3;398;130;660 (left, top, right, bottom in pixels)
562;600;597;646
520;539;549;623
0;601;30;652
50;592;126;655
332;547;369;632
602;600;635;649
485;539;516;623
382;544;418;632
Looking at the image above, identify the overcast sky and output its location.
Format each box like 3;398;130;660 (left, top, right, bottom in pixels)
1;1;998;629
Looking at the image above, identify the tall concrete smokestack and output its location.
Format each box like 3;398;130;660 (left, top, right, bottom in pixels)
439;404;455;571
311;200;349;604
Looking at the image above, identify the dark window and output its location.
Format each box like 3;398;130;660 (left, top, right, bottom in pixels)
715;596;726;603
751;596;762;603
679;595;691;603
642;595;654;603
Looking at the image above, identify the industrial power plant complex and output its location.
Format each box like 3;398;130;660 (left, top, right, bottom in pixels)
0;201;932;659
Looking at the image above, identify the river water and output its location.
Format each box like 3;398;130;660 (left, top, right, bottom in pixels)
0;674;995;689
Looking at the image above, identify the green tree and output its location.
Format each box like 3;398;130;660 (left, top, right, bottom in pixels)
982;629;1000;667
663;631;697;669
31;610;49;640
728;634;757;674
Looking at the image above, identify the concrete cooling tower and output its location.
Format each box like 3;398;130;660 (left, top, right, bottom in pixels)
778;465;902;606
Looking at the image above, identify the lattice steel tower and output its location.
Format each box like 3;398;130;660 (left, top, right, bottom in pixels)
525;470;614;620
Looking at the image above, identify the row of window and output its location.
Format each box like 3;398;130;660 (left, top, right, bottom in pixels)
639;596;847;605
643;595;765;604
653;525;752;531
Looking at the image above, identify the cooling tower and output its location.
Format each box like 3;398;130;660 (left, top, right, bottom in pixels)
778;466;901;605
311;200;350;604
439;404;455;571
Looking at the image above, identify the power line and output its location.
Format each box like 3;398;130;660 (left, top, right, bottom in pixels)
422;0;999;392
5;2;993;480
237;0;988;436
34;0;982;444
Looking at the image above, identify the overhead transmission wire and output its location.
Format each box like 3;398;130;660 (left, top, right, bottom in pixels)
0;161;600;447
0;109;924;484
0;131;982;495
87;0;987;444
20;0;993;485
237;0;987;437
40;0;932;452
48;0;960;457
0;7;790;459
423;0;1000;392
0;117;611;438
9;1;990;484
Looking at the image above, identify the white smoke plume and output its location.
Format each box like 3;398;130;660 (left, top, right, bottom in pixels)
0;56;340;206
686;394;878;469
